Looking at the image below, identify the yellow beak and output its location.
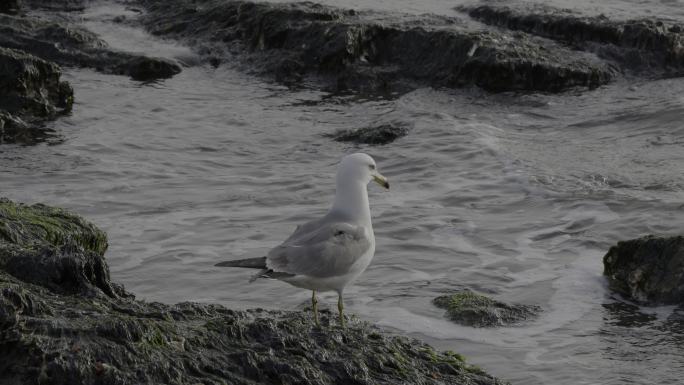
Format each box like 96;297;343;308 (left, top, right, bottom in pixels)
372;173;390;190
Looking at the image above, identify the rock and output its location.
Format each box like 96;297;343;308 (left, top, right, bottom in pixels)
0;13;182;81
328;122;411;145
0;198;125;298
23;0;87;12
0;112;30;144
433;290;541;327
459;3;684;74
0;198;508;385
125;56;182;81
0;47;73;143
603;235;684;305
139;0;615;93
0;47;73;117
0;0;21;14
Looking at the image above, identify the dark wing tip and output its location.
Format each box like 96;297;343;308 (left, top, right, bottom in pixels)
214;256;267;269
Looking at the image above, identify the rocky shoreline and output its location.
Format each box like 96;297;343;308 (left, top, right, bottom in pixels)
460;3;684;76
3;0;684;143
0;0;181;143
0;198;507;384
139;0;616;93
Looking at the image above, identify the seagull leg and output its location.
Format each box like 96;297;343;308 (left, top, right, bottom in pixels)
312;290;320;327
337;292;346;328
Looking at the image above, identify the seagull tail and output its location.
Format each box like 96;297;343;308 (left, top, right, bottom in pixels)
214;256;267;269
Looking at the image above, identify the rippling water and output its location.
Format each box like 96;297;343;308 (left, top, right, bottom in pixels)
2;2;684;384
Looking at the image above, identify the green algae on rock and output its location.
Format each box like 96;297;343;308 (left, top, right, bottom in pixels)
603;235;684;305
433;290;541;327
0;198;509;385
0;198;123;298
0;198;107;254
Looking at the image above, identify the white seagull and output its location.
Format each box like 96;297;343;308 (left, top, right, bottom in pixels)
215;153;389;327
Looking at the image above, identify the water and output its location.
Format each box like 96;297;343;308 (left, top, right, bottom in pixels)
2;2;684;384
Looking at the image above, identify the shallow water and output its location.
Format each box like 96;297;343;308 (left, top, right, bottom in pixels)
2;2;684;384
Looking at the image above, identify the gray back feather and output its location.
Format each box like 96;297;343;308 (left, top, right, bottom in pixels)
266;211;373;278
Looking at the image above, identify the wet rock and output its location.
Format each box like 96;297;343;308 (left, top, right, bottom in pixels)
603;235;684;305
23;0;87;12
0;0;21;14
274;58;306;85
125;56;182;81
0;198;508;385
0;47;73;143
328;122;411;145
0;198;126;298
0;47;73;117
140;0;615;93
459;3;684;74
433;290;541;327
0;12;182;81
0;112;29;143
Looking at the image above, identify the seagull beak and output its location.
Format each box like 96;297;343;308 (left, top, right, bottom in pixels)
372;173;390;190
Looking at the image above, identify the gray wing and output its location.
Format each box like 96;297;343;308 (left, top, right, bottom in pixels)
266;217;372;278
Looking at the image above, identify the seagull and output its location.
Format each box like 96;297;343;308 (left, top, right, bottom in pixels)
215;153;389;327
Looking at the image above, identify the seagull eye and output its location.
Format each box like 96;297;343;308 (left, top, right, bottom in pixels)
369;164;376;170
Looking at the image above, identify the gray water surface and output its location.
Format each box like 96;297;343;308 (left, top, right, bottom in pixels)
2;2;684;384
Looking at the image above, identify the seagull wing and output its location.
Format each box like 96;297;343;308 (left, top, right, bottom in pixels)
266;219;372;278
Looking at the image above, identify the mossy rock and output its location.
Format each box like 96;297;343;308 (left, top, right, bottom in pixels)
0;198;124;298
433;290;541;327
0;197;107;255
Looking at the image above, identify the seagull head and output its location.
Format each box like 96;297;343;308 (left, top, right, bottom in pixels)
338;153;389;190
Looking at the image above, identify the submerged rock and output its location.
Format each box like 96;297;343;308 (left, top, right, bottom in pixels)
0;47;73;143
140;0;615;93
603;235;684;305
433;290;541;327
125;56;182;81
0;198;508;385
328;122;411;145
